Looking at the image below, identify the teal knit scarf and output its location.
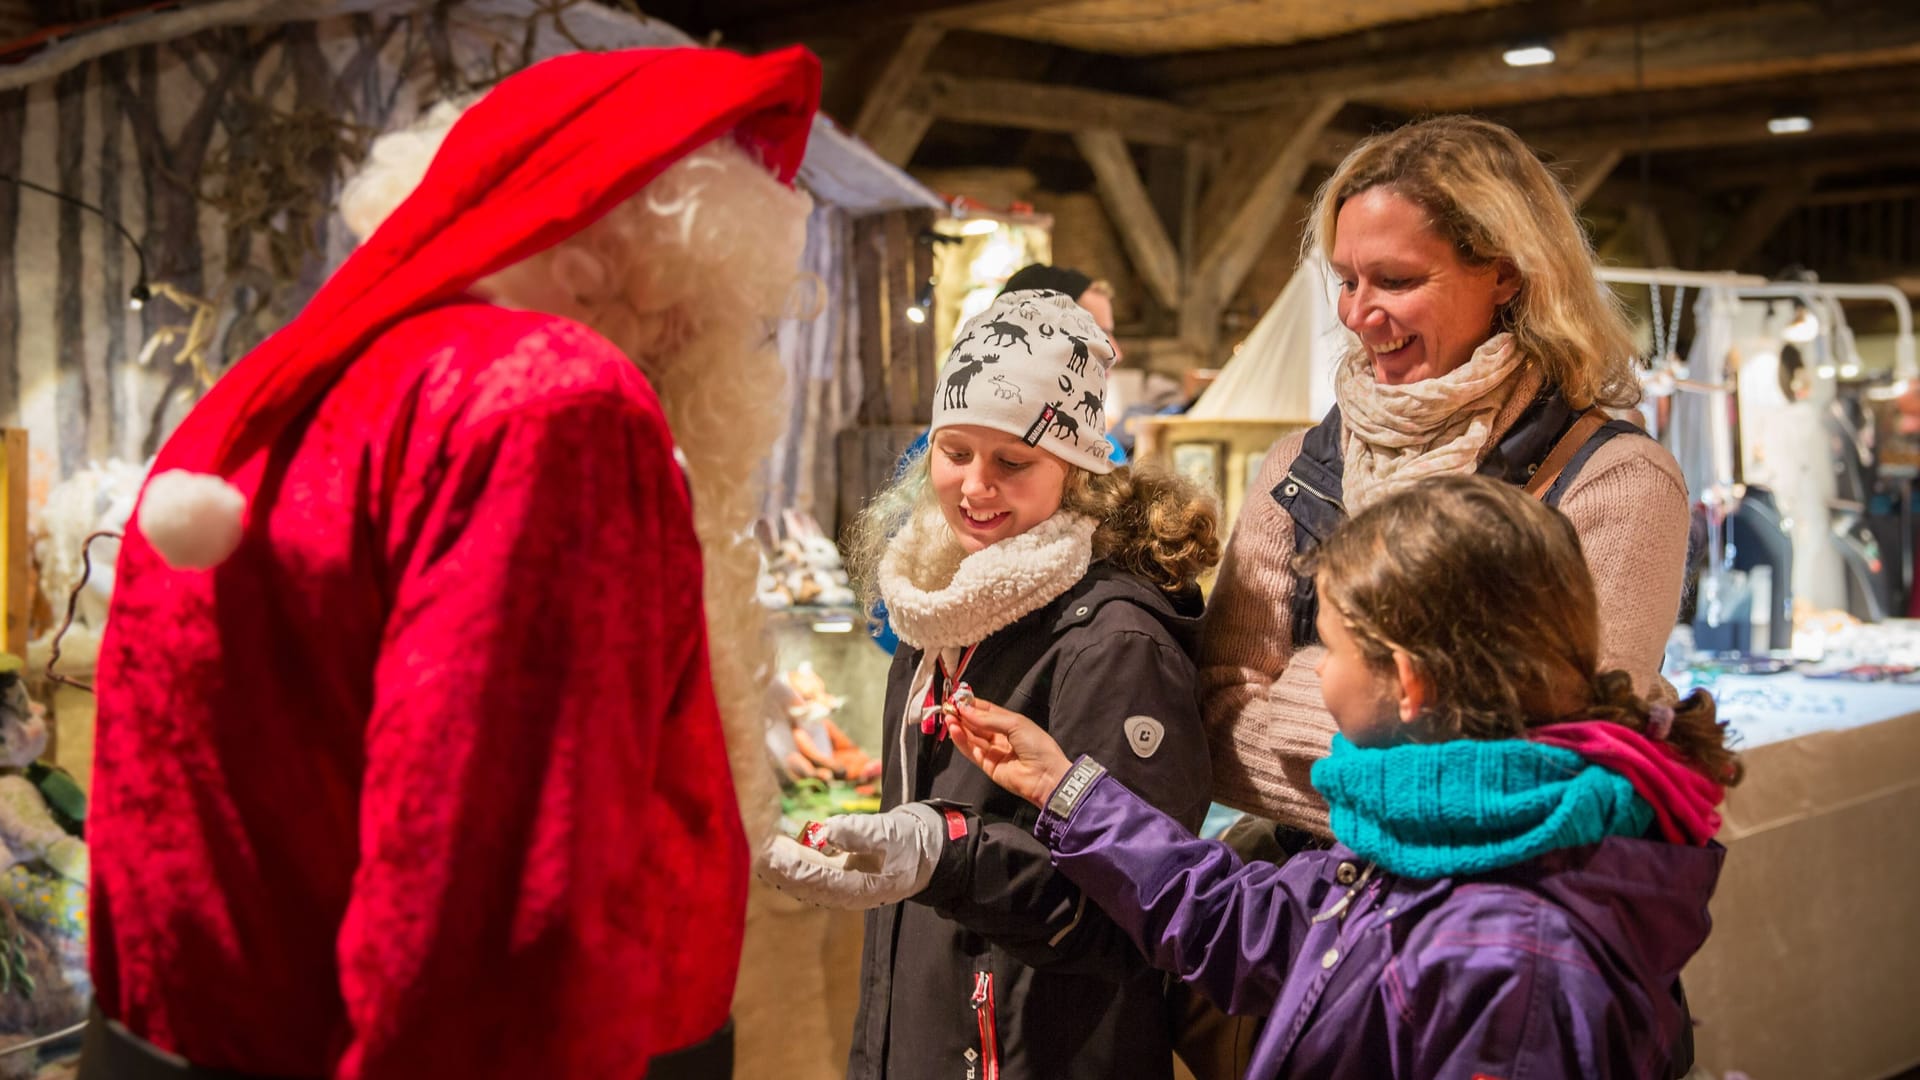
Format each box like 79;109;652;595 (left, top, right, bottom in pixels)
1310;734;1654;879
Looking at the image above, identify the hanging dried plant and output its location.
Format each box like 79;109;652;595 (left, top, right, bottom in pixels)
197;93;372;286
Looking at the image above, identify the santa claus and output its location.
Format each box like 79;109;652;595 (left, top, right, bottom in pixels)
80;47;818;1080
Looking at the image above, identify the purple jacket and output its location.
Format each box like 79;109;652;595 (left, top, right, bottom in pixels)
1038;760;1725;1079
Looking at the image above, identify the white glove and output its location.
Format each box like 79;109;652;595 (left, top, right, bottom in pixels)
757;803;946;910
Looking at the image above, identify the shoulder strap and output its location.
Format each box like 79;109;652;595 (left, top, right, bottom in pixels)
1523;408;1609;500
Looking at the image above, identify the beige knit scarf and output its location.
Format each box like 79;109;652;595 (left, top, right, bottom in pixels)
1334;332;1526;514
878;509;1097;652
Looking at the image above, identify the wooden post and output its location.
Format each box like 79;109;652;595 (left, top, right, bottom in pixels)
1181;97;1343;364
882;212;921;425
854;216;890;425
1073;129;1183;311
1;428;24;661
852;24;945;167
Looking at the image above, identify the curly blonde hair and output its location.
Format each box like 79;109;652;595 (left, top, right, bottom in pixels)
848;453;1220;616
1304;116;1639;411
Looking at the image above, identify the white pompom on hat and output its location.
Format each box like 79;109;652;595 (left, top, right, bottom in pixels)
931;289;1117;475
136;470;248;570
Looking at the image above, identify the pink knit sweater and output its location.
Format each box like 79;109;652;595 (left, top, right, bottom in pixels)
1199;365;1692;832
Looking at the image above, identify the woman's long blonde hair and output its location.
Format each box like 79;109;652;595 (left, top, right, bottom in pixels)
1304;115;1640;410
848;451;1220;616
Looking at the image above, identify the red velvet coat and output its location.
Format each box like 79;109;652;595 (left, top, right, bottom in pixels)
92;301;745;1077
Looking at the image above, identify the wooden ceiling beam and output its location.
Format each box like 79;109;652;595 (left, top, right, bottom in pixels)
1180;97;1344;357
724;0;1079;43
1803;184;1920;208
846;23;945;165
1679;145;1920;191
1709;178;1815;270
1522;100;1920;156
1179;5;1920;111
1146;0;1756;91
1073;129;1182;310
920;73;1227;147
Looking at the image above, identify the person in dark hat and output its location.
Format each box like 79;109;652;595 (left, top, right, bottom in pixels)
1000;263;1123;367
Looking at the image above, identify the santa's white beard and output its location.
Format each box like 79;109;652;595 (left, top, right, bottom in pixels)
642;324;787;847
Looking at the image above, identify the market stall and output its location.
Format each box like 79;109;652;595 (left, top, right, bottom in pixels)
1673;622;1920;1079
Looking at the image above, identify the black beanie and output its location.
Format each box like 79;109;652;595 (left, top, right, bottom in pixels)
999;263;1093;301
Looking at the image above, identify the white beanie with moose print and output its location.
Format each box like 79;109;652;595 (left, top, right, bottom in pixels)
930;289;1118;475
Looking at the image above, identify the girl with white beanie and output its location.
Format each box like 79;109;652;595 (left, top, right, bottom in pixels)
761;289;1220;1080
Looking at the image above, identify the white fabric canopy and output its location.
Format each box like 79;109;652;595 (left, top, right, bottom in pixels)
1187;252;1346;421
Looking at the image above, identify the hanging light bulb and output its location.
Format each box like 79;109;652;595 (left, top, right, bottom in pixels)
904;277;934;326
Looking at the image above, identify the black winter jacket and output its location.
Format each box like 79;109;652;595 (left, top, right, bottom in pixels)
848;562;1212;1080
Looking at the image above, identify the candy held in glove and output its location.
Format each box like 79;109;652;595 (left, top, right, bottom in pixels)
768;833;851;871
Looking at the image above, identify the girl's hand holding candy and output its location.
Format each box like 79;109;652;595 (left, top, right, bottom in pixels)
945;695;1074;808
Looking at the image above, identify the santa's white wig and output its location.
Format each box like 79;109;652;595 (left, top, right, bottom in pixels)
339;101;812;844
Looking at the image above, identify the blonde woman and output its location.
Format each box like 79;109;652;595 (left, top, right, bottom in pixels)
1202;116;1690;841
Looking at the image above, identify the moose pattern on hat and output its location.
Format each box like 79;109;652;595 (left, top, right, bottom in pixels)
932;289;1118;476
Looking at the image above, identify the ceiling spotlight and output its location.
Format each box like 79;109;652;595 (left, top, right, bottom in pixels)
1767;115;1813;135
959;217;1000;236
1502;43;1556;67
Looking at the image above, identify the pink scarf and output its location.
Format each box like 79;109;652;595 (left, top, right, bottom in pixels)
1530;722;1726;846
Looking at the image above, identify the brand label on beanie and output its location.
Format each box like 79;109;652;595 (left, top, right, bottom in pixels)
1023;404;1056;447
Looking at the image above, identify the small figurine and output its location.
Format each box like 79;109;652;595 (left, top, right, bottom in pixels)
770;664;881;786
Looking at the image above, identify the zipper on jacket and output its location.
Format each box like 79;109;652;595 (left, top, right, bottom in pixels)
1284;469;1345;513
969;966;1000;1080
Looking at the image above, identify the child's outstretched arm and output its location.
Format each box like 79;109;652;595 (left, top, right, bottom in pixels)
945;696;1072;806
951;699;1315;1018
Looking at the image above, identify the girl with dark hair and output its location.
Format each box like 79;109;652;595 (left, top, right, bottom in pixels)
949;473;1738;1078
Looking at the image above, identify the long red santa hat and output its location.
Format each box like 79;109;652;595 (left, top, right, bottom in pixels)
136;45;820;568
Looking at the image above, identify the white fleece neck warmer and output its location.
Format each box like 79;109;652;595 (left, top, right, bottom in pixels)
878;510;1097;651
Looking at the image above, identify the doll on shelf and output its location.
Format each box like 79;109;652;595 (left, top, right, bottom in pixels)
771;663;881;786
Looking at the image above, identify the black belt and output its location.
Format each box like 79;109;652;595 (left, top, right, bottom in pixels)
79;1005;734;1080
78;1004;308;1080
645;1018;734;1079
